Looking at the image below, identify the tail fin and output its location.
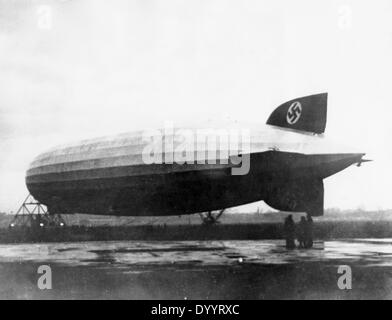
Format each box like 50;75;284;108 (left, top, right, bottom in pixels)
266;93;328;134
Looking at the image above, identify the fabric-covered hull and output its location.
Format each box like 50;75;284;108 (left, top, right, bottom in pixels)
26;151;363;216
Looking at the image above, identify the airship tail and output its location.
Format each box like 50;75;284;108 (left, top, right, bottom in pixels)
266;93;328;134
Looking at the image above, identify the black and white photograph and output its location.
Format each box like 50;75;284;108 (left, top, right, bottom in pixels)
0;0;391;303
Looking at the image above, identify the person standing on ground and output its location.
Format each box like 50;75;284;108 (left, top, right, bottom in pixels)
305;214;314;248
283;215;296;249
297;216;307;248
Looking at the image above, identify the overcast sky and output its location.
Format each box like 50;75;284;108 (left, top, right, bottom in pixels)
0;0;391;213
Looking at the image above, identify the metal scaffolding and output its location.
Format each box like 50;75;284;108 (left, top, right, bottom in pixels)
9;194;66;228
198;209;225;225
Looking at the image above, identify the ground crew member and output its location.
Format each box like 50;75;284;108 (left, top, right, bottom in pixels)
305;214;314;248
284;215;296;249
297;216;307;248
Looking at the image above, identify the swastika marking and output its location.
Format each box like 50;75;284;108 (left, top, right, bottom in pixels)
287;101;302;124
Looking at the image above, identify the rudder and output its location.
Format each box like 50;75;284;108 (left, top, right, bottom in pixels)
266;93;328;134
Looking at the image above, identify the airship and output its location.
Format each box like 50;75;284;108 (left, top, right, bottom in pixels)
26;93;368;221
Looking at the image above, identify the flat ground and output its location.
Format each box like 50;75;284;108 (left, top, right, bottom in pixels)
0;239;391;299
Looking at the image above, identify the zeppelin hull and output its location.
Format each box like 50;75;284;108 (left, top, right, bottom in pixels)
26;147;363;216
25;94;366;217
27;166;260;216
